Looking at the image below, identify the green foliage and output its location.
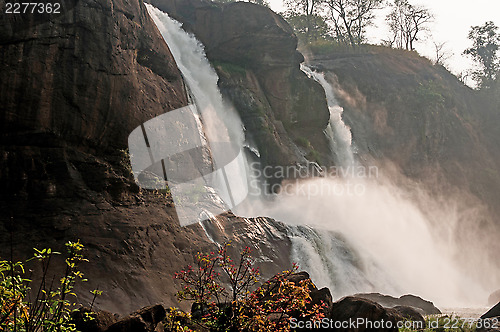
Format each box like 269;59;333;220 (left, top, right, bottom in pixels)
284;0;328;44
306;149;322;164
416;80;445;110
119;148;134;177
1;241;92;332
164;308;194;332
463;21;500;89
173;243;325;332
212;61;247;77
295;137;312;149
307;39;342;54
325;0;383;47
285;13;331;44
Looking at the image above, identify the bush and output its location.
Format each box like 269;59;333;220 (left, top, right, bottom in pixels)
172;243;325;332
0;241;92;332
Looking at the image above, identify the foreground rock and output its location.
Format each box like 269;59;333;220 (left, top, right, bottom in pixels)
106;305;166;332
392;306;426;328
73;305;166;332
329;297;403;332
355;292;441;315
482;302;500;320
71;307;119;332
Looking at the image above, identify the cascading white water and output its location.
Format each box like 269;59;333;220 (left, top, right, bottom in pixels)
146;5;491;307
255;69;490;306
147;5;244;148
302;65;355;168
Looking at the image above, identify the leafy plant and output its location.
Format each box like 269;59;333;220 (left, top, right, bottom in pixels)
0;241;91;332
173;243;326;332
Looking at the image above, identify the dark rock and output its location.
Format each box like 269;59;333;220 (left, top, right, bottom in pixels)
482;302;500;320
392;306;426;328
147;0;298;68
311;288;334;314
398;295;441;315
0;0;189;202
106;305;166;332
330;296;403;332
71;307;119;332
354;293;441;315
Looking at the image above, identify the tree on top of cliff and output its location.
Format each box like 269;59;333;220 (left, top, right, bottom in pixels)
386;0;433;51
284;0;327;43
463;21;500;90
324;0;383;47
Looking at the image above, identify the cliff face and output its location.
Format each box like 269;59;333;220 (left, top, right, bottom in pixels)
0;0;189;202
148;0;333;170
0;0;294;315
308;49;500;269
309;50;500;211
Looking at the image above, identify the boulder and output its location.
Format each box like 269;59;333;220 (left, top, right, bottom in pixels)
392;306;426;328
354;293;441;315
482;302;500;320
71;307;119;332
330;296;403;332
106;305;166;332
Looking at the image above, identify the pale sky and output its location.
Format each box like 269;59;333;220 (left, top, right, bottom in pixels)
268;0;500;81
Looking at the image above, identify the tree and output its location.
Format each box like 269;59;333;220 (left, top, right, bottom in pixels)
463;21;500;89
173;243;326;331
284;0;326;43
286;13;331;43
325;0;383;47
433;41;452;66
386;0;432;51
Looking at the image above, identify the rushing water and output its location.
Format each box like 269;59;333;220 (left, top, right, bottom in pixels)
301;65;355;168
146;5;491;307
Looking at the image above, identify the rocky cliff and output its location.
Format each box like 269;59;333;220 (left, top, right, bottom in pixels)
0;0;295;314
0;0;188;201
307;48;500;273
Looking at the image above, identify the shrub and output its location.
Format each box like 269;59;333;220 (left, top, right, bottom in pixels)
0;241;91;332
173;243;325;332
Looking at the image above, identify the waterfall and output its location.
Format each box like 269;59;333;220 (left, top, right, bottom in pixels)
146;5;253;223
301;65;355;168
145;5;488;307
146;5;244;148
257;68;488;306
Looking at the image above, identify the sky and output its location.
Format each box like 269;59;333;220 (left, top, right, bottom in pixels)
267;0;500;81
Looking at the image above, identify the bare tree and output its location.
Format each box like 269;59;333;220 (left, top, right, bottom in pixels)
386;0;432;51
325;0;382;47
433;41;453;66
